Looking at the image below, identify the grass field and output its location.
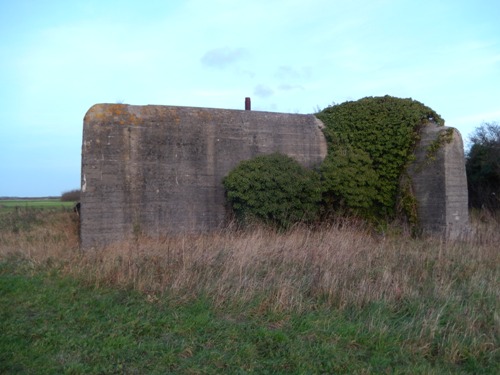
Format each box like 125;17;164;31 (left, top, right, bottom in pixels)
0;204;498;373
0;199;74;211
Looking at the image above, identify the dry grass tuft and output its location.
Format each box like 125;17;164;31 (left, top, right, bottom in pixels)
2;209;497;315
2;208;498;369
0;208;80;267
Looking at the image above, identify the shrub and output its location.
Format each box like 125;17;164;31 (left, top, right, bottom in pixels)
316;95;444;221
223;153;322;229
466;122;500;211
61;189;80;202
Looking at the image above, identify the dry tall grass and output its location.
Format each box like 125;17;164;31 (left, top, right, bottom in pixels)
1;209;498;313
2;208;498;365
0;208;79;265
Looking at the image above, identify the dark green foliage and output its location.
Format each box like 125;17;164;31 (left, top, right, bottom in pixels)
223;153;322;229
320;145;379;217
316;95;444;220
466;122;500;211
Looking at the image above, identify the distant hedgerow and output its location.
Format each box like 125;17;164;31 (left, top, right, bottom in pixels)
223;153;322;229
61;189;81;202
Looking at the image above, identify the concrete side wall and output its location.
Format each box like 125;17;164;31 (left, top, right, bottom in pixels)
444;129;470;238
408;124;469;239
81;104;327;248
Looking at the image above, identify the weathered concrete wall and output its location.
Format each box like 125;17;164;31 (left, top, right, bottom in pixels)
408;123;469;239
81;104;327;248
81;104;469;248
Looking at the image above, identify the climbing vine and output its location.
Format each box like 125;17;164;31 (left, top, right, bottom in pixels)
315;95;444;222
426;127;454;161
223;95;447;230
398;174;419;233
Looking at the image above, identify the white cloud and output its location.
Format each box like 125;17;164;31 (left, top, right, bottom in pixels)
275;65;312;80
278;84;304;92
201;47;249;68
254;84;274;98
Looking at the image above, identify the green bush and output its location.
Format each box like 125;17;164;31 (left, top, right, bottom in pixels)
316;95;444;220
223;153;322;229
466;122;500;211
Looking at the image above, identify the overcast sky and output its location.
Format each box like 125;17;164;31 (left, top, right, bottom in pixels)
1;0;499;197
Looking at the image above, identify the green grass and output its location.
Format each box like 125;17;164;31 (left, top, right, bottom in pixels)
2;259;488;374
0;207;498;373
0;199;74;212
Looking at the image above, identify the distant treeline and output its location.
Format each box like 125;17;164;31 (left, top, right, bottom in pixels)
0;196;61;201
60;189;81;202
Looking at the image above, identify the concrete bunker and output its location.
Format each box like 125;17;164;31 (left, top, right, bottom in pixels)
80;103;469;249
81;104;327;249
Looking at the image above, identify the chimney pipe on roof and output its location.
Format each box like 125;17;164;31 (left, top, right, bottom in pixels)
245;97;251;111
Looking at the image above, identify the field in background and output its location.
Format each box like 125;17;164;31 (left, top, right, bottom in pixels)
0;203;498;373
0;198;74;210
